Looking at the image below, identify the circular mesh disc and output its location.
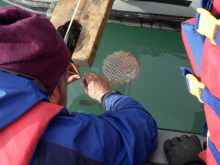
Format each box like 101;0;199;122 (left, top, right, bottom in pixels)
103;51;139;84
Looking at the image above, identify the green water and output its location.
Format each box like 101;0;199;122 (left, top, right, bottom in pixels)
67;24;205;134
0;1;205;134
0;1;8;6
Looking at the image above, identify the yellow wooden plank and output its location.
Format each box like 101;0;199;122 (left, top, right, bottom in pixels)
50;0;114;67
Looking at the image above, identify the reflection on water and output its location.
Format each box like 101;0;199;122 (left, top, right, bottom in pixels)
68;92;105;115
191;108;206;133
67;24;205;134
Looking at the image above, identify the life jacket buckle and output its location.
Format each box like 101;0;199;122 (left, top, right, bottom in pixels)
186;74;205;103
196;8;220;45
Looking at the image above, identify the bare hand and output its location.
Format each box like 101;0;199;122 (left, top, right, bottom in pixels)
81;72;111;101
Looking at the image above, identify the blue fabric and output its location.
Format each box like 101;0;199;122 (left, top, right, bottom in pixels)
181;67;220;120
201;0;213;10
0;71;49;130
182;22;206;77
215;26;220;46
194;12;200;30
214;11;220;19
181;68;209;137
37;94;158;165
180;66;194;76
203;122;208;137
208;138;220;163
180;67;220;139
180;66;194;92
0;71;158;165
36;141;104;165
201;88;220;119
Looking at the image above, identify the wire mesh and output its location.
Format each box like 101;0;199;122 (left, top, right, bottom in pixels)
103;51;139;84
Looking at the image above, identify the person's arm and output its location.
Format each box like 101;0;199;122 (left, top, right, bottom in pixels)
81;73;158;165
36;72;157;165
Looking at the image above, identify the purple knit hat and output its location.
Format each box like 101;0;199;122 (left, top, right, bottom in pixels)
0;6;71;95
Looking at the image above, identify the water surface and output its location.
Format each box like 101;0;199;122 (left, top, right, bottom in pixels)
67;24;205;134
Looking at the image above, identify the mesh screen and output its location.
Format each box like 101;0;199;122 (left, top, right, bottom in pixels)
103;51;139;84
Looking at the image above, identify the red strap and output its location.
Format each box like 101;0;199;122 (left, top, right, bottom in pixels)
0;101;63;165
201;38;220;100
210;0;220;16
199;148;218;165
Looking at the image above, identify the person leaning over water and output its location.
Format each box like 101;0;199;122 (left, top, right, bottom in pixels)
0;6;158;165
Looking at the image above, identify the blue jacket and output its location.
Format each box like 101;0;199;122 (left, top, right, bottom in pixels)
0;71;158;165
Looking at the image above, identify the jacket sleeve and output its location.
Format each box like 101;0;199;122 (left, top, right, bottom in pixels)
38;94;158;165
99;93;158;165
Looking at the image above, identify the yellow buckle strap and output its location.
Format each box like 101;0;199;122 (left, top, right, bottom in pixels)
186;74;205;103
196;8;220;45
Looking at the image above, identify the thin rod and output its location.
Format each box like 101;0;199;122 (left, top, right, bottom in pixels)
71;63;83;81
64;0;81;43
